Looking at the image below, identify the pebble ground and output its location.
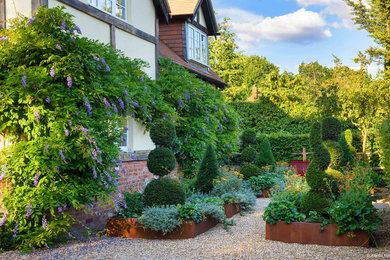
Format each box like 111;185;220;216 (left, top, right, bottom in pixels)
2;198;390;260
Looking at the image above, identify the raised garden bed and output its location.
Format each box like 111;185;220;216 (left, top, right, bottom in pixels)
107;217;219;239
257;188;271;198
265;221;369;247
223;203;240;218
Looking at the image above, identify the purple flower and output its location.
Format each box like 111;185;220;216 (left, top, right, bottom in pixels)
202;127;206;134
22;76;27;88
56;44;62;50
64;129;69;136
205;108;209;114
200;88;204;93
63;203;67;210
113;105;118;113
89;137;94;144
33;109;39;122
58;206;63;212
184;133;188;143
92;167;97;179
0;165;6;181
139;77;144;82
46;96;51;103
84;98;92;116
45;145;49;151
97;65;101;70
223;116;228;122
59;149;67;163
101;58;106;65
34;173;39;187
186;92;190;100
106;111;112;117
69;28;74;34
50;15;55;20
240;118;244;124
131;101;139;108
75;111;79;116
103;98;111;107
93;56;99;61
77;64;81;69
0;214;6;226
131;113;135;118
118;98;124;109
152;101;155;106
56;166;60;170
75;25;82;34
123;89;128;96
70;37;75;42
26;17;35;27
206;117;210;122
106;65;110;72
214;105;218;111
61;21;66;30
42;215;47;230
12;221;18;238
67;75;72;88
0;36;7;41
219;125;224;131
31;84;36;90
193;92;196;96
198;145;202;149
26;204;32;219
69;120;72;126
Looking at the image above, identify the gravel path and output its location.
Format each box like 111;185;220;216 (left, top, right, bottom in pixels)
2;198;390;260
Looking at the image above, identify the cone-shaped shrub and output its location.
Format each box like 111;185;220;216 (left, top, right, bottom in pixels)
255;135;275;167
195;144;219;193
150;119;176;147
241;147;257;164
147;147;176;177
339;132;353;166
241;129;257;148
143;178;185;207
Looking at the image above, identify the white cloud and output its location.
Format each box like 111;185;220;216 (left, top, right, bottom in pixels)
216;8;332;50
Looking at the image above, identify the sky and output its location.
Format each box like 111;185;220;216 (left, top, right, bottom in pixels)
211;0;380;75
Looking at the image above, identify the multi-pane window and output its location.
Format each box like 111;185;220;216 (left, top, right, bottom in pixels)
89;0;126;20
187;23;208;66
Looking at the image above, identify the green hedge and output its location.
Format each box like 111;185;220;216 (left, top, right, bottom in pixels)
379;119;390;181
266;133;311;162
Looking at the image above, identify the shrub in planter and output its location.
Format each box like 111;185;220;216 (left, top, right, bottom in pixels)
195;144;220;193
240;163;261;180
241;129;257;148
116;192;144;218
255;135;276;168
143;178;185;207
298;191;332;217
263;200;305;225
147;147;176;177
138;205;181;235
241;147;257;164
248;174;280;195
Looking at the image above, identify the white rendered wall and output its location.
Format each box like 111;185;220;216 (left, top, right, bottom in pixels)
128;0;155;36
5;0;32;23
199;8;207;28
128;118;155;151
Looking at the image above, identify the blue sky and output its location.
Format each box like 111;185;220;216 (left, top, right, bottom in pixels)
212;0;379;74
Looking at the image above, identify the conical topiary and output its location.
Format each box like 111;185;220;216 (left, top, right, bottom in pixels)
255;135;275;168
339;132;353;166
195;144;219;193
241;129;257;149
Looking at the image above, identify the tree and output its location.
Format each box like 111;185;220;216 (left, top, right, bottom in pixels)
344;0;390;76
195;144;219;193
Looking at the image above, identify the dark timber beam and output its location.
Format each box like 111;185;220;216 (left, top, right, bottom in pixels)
0;0;5;29
110;24;116;48
31;0;48;15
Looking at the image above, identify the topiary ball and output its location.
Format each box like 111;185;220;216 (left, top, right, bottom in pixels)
241;147;257;164
322;117;341;141
298;191;331;217
241;129;257;148
147;147;176;177
240;163;262;180
149;119;176;147
143;178;186;207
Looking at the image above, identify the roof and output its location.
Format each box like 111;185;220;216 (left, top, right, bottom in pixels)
159;40;226;88
166;0;200;16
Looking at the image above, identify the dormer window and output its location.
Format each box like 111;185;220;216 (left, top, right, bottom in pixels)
186;23;208;66
89;0;127;20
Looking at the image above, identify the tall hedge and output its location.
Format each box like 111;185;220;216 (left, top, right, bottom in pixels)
266;133;311;162
379;119;390;182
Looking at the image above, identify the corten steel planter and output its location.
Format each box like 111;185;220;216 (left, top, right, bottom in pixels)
223;203;240;218
265;221;369;247
257;188;271;198
107;217;219;239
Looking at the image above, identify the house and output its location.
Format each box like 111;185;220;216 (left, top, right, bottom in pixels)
159;0;226;88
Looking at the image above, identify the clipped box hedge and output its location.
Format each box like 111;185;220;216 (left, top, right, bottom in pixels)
266;133;311;162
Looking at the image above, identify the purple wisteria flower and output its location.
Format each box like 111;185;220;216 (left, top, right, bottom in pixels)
34;173;39;187
26;17;35;27
56;166;60;170
59;149;67;163
46;96;51;103
144;86;147;91
219;125;224;131
67;75;72;88
152;101;155;106
77;64;81;69
202;127;206;134
64;129;69;136
193;92;196;96
223;116;228;122
50;66;55;77
0;36;7;41
33;109;39;122
22;75;27;88
50;15;55;20
131;113;135;118
186;92;190;100
84;98;92;116
92;167;97;179
61;21;66;30
56;44;62;50
214;105;218;111
123;89;128;96
184;133;188;143
131;101;139;108
69;120;72;126
12;221;18;238
93;56;100;61
103;98;111;107
26;204;32;219
198;145;201;149
239;118;244;124
205;108;209;114
0;214;6;226
200;88;204;93
45;145;49;151
106;65;110;72
113;105;118;113
70;37;75;42
97;65;101;70
139;77;144;82
0;165;6;181
118;98;124;109
58;206;62;212
75;111;79;116
206;116;210;122
89;137;94;144
42;215;47;230
75;25;82;34
69;28;74;34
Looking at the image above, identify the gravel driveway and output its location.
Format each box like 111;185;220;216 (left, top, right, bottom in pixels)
2;198;390;260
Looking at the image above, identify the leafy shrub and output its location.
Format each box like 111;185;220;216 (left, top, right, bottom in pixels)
323;141;343;169
146;147;176;177
177;203;203;223
255;135;275;167
329;192;382;235
194;144;220;193
157;58;240;176
248;174;278;195
305;163;327;192
379;119;390;182
241;129;257;148
149;120;177;147
322;117;342;141
266;133;311;162
0;7;171;251
138;206;180;235
298;191;331;217
116;192;144;218
263;200;305;224
344;129;357;156
240;163;261;180
143;178;185;207
241;147;257;163
311;145;331;171
339;132;354;166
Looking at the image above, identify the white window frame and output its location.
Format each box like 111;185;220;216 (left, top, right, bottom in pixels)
89;0;127;21
186;23;209;66
119;117;132;152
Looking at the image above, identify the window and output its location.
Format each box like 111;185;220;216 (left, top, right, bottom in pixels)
89;0;126;20
119;117;131;152
186;23;208;66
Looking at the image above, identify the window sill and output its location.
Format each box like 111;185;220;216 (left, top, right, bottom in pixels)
120;150;151;162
